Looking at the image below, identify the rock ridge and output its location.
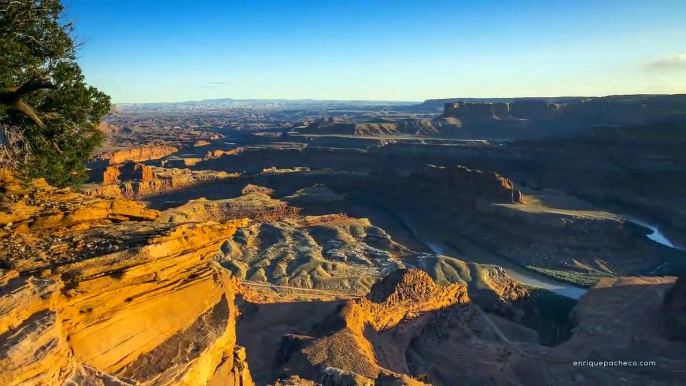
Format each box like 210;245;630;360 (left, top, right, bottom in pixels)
0;171;254;385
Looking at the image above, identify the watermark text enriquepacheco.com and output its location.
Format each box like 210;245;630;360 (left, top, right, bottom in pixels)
573;360;656;367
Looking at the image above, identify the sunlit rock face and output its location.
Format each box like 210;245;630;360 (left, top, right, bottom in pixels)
0;170;253;386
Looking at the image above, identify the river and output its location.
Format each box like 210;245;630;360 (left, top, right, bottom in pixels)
394;209;685;300
626;218;685;251
398;214;588;299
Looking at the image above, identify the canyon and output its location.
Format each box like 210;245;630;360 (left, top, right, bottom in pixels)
2;95;686;385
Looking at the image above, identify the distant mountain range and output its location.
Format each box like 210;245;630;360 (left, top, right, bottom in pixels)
116;98;420;108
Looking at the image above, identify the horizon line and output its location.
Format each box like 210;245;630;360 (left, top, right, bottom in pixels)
113;92;686;106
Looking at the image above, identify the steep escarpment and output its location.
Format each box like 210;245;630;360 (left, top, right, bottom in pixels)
301;122;398;136
411;164;523;204
298;119;438;137
0;171;253;386
90;144;179;166
275;269;469;383
84;145;242;201
436;95;686;138
90;161;155;185
443;101;522;122
84;165;239;200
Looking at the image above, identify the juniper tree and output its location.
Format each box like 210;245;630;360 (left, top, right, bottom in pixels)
0;0;110;186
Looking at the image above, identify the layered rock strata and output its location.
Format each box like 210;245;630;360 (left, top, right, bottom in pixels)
0;171;253;385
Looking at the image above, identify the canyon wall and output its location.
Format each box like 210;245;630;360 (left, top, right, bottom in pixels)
0;171;253;386
90;145;179;166
442;95;686;129
411;164;523;204
298;119;438;137
84;165;240;200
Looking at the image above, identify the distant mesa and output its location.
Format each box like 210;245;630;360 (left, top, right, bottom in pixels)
291;95;686;139
437;95;686;129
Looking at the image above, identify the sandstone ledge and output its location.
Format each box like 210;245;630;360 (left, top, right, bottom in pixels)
0;171;253;385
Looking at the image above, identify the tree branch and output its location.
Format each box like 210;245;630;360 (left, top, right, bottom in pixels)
1;78;56;102
9;100;46;129
0;78;56;130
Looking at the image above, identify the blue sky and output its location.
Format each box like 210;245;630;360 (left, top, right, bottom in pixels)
67;0;686;103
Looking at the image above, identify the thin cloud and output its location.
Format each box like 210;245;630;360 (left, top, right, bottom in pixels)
199;81;230;89
644;53;686;71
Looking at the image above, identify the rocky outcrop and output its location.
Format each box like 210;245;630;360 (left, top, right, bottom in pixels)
320;367;428;386
95;161;155;185
204;148;243;160
161;157;205;167
433;101;530;137
84;166;239;200
0;171;158;239
509;99;563;120
0;171;253;385
159;193;301;225
411;164;523;204
90;145;179;166
277;269;470;382
241;184;276;196
320;367;374;386
443;101;520;122
207;345;254;386
362;269;471;330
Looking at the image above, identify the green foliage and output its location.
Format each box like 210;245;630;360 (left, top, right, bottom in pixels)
525;265;611;288
0;0;111;187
